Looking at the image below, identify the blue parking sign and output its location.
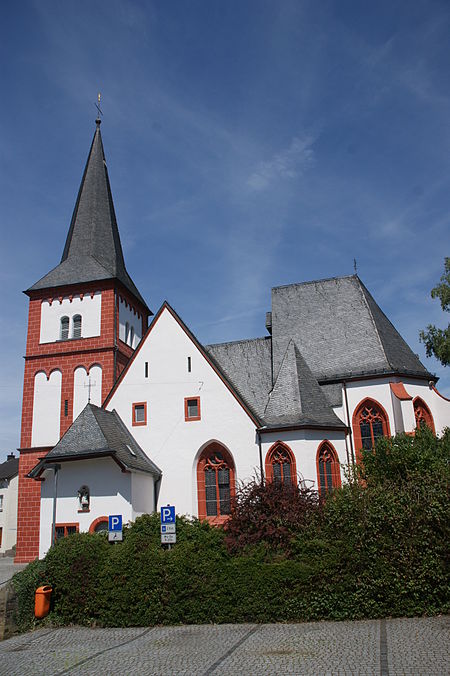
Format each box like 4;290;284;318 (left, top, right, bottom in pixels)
109;515;122;532
160;505;175;524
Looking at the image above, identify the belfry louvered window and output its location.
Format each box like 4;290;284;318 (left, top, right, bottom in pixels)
60;316;69;341
72;315;82;339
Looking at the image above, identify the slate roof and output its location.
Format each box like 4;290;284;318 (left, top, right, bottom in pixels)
263;342;346;429
271;275;432;382
205;337;273;420
204;274;432;431
27;121;149;310
0;456;19;481
28;404;161;478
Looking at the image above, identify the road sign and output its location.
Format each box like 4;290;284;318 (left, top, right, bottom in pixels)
108;531;123;542
160;505;176;524
161;524;176;534
161;533;176;544
109;515;122;531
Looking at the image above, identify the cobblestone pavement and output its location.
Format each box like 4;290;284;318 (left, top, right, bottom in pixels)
0;616;448;675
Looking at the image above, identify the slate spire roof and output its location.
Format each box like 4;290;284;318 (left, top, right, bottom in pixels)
27;120;148;310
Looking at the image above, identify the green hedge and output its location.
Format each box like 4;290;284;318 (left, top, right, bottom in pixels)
13;431;450;631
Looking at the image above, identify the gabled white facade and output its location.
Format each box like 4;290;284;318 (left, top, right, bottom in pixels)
106;305;260;517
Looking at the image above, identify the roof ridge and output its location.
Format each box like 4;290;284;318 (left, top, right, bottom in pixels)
206;336;269;349
272;274;357;292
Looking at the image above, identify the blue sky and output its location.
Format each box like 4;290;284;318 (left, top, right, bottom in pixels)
1;0;449;461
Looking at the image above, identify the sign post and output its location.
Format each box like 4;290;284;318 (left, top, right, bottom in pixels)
160;505;176;547
108;514;123;542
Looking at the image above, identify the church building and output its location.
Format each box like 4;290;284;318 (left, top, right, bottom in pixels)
15;119;450;562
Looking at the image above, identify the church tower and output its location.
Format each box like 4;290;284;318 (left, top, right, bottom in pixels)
15;118;151;562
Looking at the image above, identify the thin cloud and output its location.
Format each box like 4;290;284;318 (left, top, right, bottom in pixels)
247;135;316;191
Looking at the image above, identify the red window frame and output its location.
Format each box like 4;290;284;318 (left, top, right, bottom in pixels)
89;516;108;534
265;441;297;485
184;396;201;422
197;443;235;524
132;402;147;427
54;523;79;541
352;398;391;463
413;397;435;434
316;441;341;496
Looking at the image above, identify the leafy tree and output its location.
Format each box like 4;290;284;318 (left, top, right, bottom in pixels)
420;257;450;366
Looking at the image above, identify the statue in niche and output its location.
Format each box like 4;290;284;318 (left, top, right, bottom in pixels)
77;485;90;511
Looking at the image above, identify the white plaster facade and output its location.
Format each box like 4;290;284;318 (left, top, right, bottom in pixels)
38;458;155;558
31;370;62;447
40;292;101;343
0;473;18;554
73;364;103;419
107;306;260;517
118;296;142;349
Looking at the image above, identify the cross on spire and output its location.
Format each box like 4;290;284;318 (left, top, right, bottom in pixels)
95;92;103;125
84;375;97;403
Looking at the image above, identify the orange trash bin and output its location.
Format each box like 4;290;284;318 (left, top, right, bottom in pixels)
35;585;52;619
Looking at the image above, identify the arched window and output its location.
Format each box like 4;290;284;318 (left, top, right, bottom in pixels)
72;314;82;339
413;397;435;434
60;316;69;341
89;516;108;534
316;441;341;495
265;442;297;485
353;398;390;461
124;322;129;344
197;443;235;522
129;326;134;347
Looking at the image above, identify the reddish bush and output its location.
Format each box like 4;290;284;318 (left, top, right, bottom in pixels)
224;479;320;555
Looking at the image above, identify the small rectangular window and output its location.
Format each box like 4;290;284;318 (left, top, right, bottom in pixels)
54;523;79;540
185;397;201;421
64;400;68;417
187;357;191;373
0;495;3;512
145;362;149;378
132;402;147;426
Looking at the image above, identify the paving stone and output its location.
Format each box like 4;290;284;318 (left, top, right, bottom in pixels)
0;616;448;675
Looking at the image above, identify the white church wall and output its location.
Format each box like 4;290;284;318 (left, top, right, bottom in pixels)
73;365;103;419
131;472;155;519
260;429;348;491
402;378;450;435
39;458;132;558
118;296;142;349
345;378;395;434
0;474;18;554
31;370;62;447
107;307;260;518
40;292;101;344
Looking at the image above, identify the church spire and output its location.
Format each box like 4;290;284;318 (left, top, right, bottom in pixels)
27;120;148;310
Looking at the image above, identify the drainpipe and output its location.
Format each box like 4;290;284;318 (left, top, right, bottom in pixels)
48;463;61;547
257;428;266;484
343;381;355;469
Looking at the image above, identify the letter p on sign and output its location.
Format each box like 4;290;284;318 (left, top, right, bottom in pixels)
109;515;122;531
160;505;175;524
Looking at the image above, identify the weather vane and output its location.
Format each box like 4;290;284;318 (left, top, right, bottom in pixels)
95;92;103;121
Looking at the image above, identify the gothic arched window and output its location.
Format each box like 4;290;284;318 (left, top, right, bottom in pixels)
197;443;235;522
72;314;82;339
316;441;341;495
60;316;69;341
353;398;390;462
265;442;297;485
413;397;435;434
